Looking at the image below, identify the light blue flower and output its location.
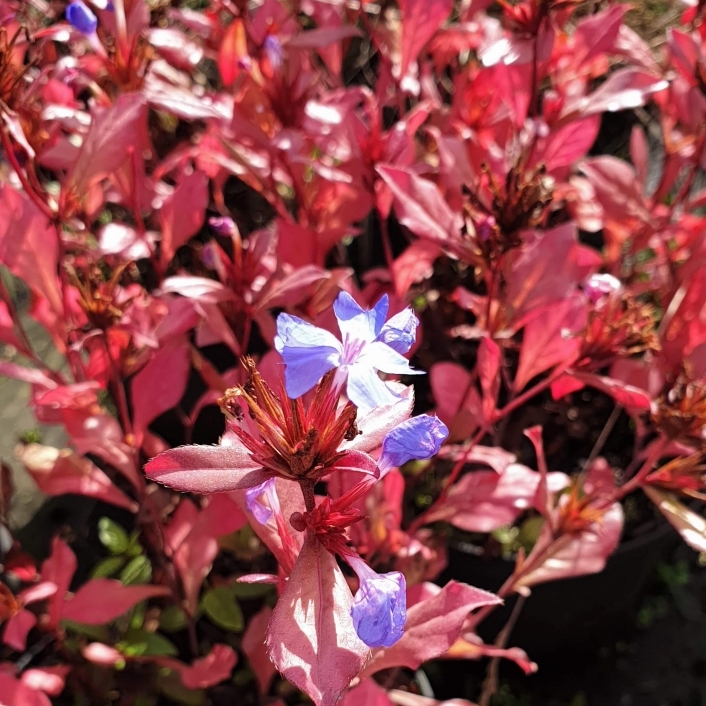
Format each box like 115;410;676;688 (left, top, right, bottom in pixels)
66;0;98;35
378;414;448;474
348;557;406;648
274;292;421;413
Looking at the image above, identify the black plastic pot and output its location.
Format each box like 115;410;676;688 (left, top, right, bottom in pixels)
438;520;678;658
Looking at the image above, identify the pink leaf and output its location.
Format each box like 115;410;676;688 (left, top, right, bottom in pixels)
0;362;56;389
514;296;586;391
477;337;501;423
561;69;668;120
514;502;623;588
376;166;463;252
168;495;246;614
131;338;191;438
392;242;440;297
532;117;601;174
362;581;500;676
242;606;276;694
399;0;453;78
176;644;238;689
61;579;168;625
340;680;394;706
159;170;209;269
20;667;70;697
644;486;706;553
424;465;569;532
0;673;51;706
286;26;362;49
0;187;62;315
83;643;124;666
40;537;77;630
266;537;370;706
430;362;482;442
144;442;269;493
448;633;537;675
571;3;628;67
571;372;652;410
17;444;137;512
3;609;36;652
66;93;147;196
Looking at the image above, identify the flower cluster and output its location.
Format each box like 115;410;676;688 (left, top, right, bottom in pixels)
146;293;447;648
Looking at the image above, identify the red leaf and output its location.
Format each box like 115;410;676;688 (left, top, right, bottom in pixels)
514;296;586;391
398;0;453;78
571;372;652;410
561;69;668;121
159;170;209;270
532;117;601;174
4;609;36;651
0;187;62;315
40;538;77;630
144;441;270;493
340;680;394;706
514;502;623;588
424;465;569;532
430;362;482;442
66;93;147;197
0;673;51;706
448;633;537;675
175;644;238;689
131;338;191;438
286;26;362;49
61;579;168;625
266;537;369;706
242;606;276;694
644;486;706;553
571;3;628;68
362;581;500;676
477;337;501;423
17;444;137;512
376;166;463;252
392;241;440;297
167;495;246;614
218;19;248;87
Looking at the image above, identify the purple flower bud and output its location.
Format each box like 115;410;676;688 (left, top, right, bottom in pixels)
66;0;98;35
378;414;448;474
245;478;278;525
585;273;622;306
476;215;496;242
209;216;236;237
349;562;406;648
263;34;283;70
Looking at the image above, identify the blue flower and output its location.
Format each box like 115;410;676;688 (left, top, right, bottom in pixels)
66;0;98;35
263;34;283;70
350;568;406;648
378;414;448;474
275;292;421;414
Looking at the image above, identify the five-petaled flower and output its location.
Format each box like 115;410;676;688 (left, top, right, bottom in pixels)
275;291;421;414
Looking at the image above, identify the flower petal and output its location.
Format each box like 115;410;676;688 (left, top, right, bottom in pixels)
275;313;342;398
378;415;449;474
66;0;98;34
145;444;271;493
347;363;402;413
344;390;414;454
376;307;419;354
334;292;388;344
350;570;406;648
358;341;423;376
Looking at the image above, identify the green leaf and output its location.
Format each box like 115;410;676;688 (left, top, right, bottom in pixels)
126;530;144;557
98;517;129;555
120;555;152;586
118;629;178;657
160;605;188;632
61;620;110;642
202;586;244;632
91;556;126;579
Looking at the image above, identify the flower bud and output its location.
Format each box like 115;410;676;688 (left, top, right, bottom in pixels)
66;0;98;35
